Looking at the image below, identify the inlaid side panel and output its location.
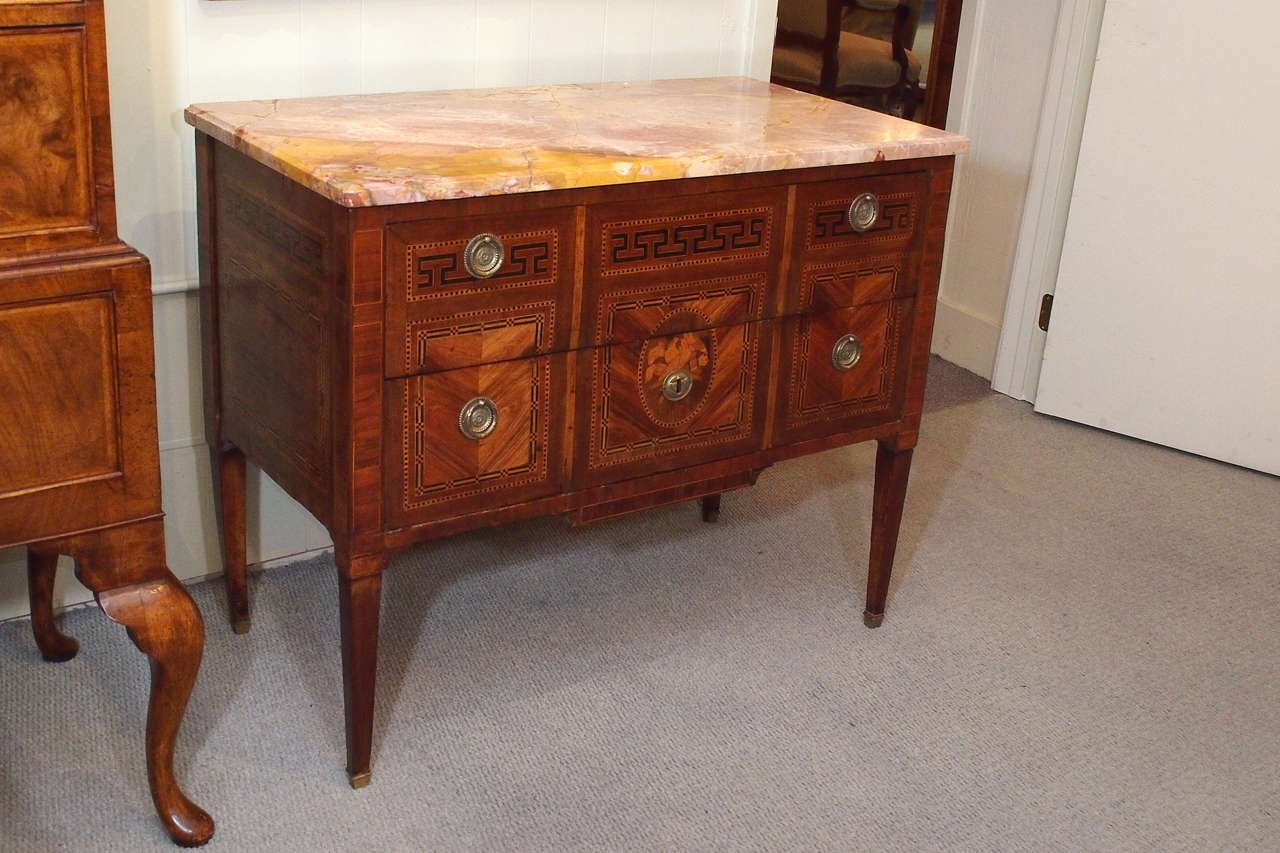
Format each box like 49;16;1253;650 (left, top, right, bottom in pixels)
385;209;575;376
385;353;567;526
0;292;118;494
0;27;95;243
215;148;333;519
579;319;770;486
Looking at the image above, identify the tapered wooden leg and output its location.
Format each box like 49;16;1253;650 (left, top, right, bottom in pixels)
338;557;385;789
27;549;79;662
864;441;914;629
700;493;722;523
210;445;249;633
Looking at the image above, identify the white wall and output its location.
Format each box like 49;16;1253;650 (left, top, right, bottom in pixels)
931;0;1061;379
0;0;777;622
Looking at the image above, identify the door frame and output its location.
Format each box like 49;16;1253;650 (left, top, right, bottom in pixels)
989;0;1105;401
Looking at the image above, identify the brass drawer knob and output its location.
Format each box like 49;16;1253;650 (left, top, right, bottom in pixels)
832;333;863;371
661;368;694;402
458;396;499;440
847;193;880;233
463;233;505;279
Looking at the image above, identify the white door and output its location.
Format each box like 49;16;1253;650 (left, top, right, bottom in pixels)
1034;0;1280;475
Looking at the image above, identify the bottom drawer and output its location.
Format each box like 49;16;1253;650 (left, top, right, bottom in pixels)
384;354;568;526
577;319;771;486
772;299;913;445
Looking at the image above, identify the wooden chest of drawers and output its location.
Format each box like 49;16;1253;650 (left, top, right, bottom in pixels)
1;0;211;845
188;78;966;789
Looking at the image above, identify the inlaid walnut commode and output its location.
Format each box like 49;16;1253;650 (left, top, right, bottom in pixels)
185;77;968;788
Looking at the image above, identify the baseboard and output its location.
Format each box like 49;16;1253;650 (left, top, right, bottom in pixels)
0;546;333;627
929;297;1001;380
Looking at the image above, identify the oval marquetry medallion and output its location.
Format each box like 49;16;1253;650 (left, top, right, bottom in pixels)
637;309;717;427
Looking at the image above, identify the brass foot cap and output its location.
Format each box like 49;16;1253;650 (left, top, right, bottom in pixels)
862;610;885;629
348;771;372;790
231;617;251;635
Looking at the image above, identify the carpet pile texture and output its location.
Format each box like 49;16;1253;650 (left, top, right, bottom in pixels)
2;358;1276;851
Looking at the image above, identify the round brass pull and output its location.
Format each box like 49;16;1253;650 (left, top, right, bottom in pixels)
458;396;499;440
847;193;880;233
661;369;694;402
463;233;505;279
831;334;863;371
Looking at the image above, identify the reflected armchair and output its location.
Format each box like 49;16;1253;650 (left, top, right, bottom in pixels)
772;0;924;118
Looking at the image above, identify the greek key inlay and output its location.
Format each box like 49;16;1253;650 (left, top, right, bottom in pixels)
601;207;772;275
406;229;557;300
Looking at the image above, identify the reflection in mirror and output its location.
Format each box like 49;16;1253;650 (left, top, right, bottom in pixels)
770;0;962;128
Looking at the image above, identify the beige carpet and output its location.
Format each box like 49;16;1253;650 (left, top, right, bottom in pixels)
2;358;1277;851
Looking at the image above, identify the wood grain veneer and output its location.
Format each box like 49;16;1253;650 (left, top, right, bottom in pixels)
0;1;212;845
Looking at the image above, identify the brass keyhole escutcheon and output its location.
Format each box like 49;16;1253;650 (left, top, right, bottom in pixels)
847;193;880;233
832;334;863;371
661;369;694;402
463;233;505;279
458;396;499;440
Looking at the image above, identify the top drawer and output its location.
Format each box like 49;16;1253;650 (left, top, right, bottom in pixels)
582;187;786;346
384;208;576;378
795;170;929;257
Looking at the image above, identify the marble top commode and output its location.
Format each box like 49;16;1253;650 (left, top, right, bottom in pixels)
184;77;968;208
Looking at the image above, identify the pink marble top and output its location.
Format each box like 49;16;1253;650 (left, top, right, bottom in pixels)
185;77;968;208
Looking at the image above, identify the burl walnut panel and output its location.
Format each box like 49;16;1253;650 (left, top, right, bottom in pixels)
0;256;162;546
0;292;118;493
0;1;119;262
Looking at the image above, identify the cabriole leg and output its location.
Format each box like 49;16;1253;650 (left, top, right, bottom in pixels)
27;549;78;662
61;521;214;847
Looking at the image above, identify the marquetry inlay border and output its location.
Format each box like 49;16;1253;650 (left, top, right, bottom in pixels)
401;358;551;508
804;192;917;251
589;321;760;470
600;207;772;276
404;228;558;301
402;301;556;373
786;300;907;427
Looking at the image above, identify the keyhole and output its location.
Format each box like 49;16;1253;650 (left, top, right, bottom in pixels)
662;368;694;402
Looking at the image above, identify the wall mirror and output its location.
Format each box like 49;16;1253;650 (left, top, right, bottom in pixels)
771;0;963;128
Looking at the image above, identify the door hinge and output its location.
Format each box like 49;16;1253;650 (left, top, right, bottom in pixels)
1038;293;1054;332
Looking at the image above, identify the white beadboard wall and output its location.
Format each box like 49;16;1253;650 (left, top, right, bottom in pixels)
0;0;781;622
